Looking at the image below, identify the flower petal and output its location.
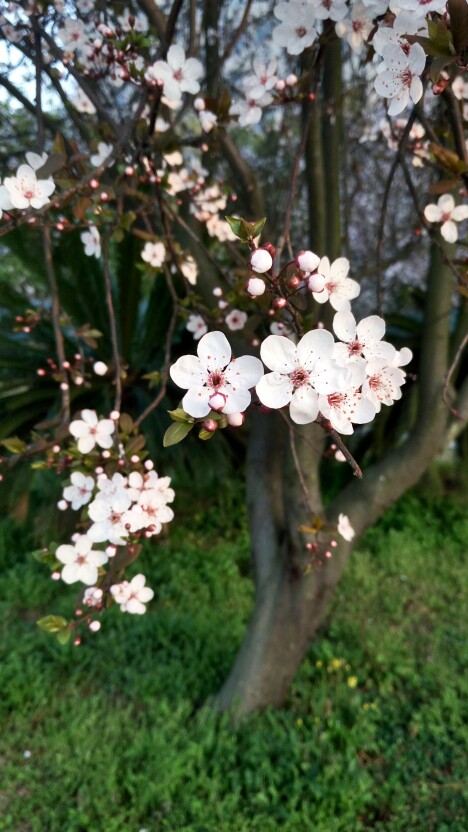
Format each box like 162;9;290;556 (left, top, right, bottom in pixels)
256;372;293;408
260;335;297;373
170;355;206;390
182;386;211;417
197;331;231;371
297;329;335;369
289;386;319;424
224;355;264;389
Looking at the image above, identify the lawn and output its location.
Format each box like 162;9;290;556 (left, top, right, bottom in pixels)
0;491;467;832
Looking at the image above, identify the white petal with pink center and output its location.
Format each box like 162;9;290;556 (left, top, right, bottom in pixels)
4;164;55;210
319;388;376;435
332;311;396;365
312;257;360;311
63;471;95;510
110;573;154;614
362;360;406;412
257;330;348;425
69;409;115;454
56;534;108;585
170;331;263;418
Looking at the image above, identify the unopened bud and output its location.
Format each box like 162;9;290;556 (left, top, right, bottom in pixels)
307;273;326;293
202;418;218;432
194;97;205;111
93;361;108;376
89;620;101;632
273;297;287;309
209;392;226;412
289;276;301;289
57;500;68;511
296;249;320;272
227;412;245;427
250;248;273;274
286;73;297;86
246;277;266;296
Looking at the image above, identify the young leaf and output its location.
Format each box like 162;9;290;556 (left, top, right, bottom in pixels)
163;421;193;447
37;615;68;633
167;407;191;422
0;436;27;454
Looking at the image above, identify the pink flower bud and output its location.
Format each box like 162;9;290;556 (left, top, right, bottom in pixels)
89;620;101;632
102;450;111;459
51;571;61;580
307;273;326;292
57;500;68;511
247;277;266;296
93;361;108;376
110;410;120;420
286;74;297;86
250;248;273;274
209;392;226;412
212;287;223;297
289;276;301;289
131;455;139;463
273;297;287;309
144;460;154;470
203;419;218;432
275;79;286;91
227;412;245;427
194;97;205;111
296;250;320;272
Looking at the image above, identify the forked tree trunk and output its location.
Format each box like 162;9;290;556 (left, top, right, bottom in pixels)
214;244;457;719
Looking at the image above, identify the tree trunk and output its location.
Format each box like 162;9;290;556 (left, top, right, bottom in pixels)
214;243;458;719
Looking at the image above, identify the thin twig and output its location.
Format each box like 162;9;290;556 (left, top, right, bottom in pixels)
316;416;363;478
42;227;70;426
102;233;122;413
443;331;468;416
279;411;315;512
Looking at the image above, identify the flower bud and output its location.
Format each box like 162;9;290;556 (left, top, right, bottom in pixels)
261;242;276;258
110;410;120;420
273;297;287;309
194;97;205;111
89;620;101;632
57;500;68;511
289;276;301;289
202;418;218;432
250;248;273;274
275;79;286;92
209;392;226;412
296;250;320;272
286;73;297;86
246;277;266;296
93;361;108;376
227;412;245;427
307;273;326;293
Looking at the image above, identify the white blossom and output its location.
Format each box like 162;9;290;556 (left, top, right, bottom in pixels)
225;309;248;331
256;329;349;425
332;311;396;365
63;471;95;510
141;241;166;268
69;409;115;454
110;574;154;614
81;225;101;258
3;164;55;209
312;256;360;311
145;45;203;101
56;535;108;585
424;194;468;243
337;513;355;541
273;3;318;55
374;43;425;116
170;330;263;418
186;314;207;340
58;18;87;51
90;142;113;167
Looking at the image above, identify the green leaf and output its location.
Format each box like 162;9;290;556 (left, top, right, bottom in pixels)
163;421;193;447
167;407;191;422
32;549;55;564
198;428;215;440
407;35;453;58
0;436;27;454
37;615;68;633
56;626;72;645
119;413;134;434
427;18;454;55
125;434;146;455
250;217;267;238
429;56;458;84
225;216;245;240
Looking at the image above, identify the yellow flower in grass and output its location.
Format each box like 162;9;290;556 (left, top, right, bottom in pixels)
329;658;345;671
347;676;358;688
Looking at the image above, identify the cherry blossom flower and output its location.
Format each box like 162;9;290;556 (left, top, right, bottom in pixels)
83;587;104;608
452;75;468;101
25;151;48;171
256;329;349;424
244;59;278;99
81;225;101;258
397;0;446;17
312;256;360;311
424;194;468;243
69;409;115;453
110;574;154;614
180;256;198;285
337;514;355;542
199;110;218;132
93;361;108;376
362;360;407;412
335;3;373;53
87;492;134;546
318;366;376;435
145;45;203;101
374;43;426;116
230;93;273;127
141;241;166;268
332;311;396;365
311;0;348;22
225;309;248;331
3;164;55;209
273;3;318;55
56;534;108;585
372;12;427;57
90;142;113;167
58;19;87;51
74;89;96;114
170;330;263;418
63;471;95;510
186;315;207;339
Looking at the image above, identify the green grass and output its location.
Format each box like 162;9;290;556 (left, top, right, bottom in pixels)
0;492;467;832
